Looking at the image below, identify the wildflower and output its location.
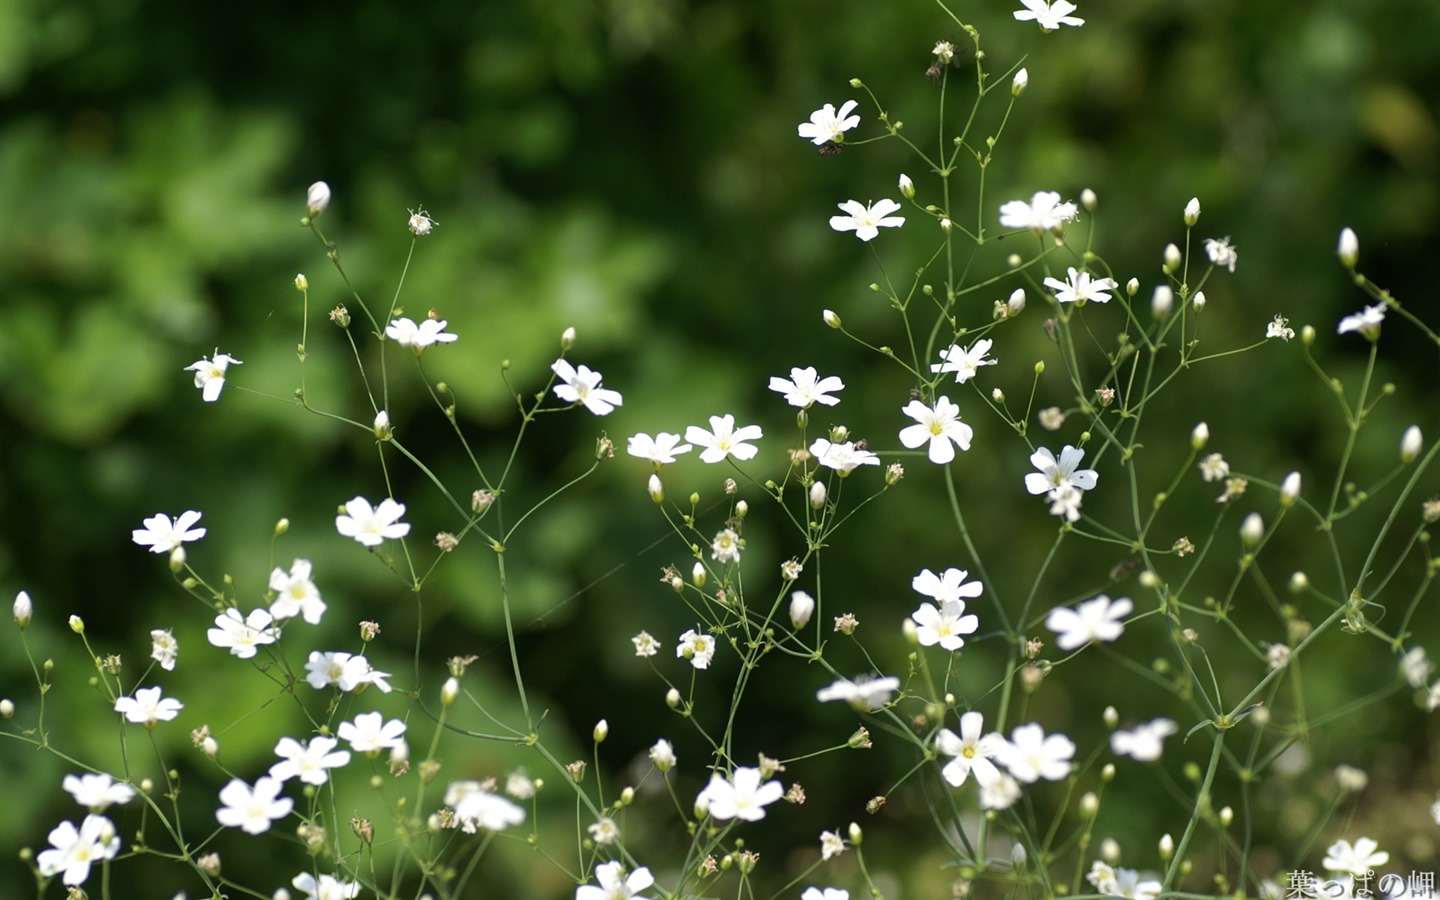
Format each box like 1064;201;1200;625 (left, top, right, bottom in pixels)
1184;197;1201;226
1198;453;1230;482
1046;595;1133;651
1047;484;1084;522
770;366;845;408
13;590;31;628
685;414;764;463
650;739;676;772
505;771;536;799
292;873;361;900
1024;445;1099;495
150;629;178;671
829;199;905;242
1322;838;1389;877
1038;406;1065;430
998;191;1078;232
627;432;692;465
911;600;979;651
810;438;879;474
446;781;527;832
335;496;410;547
132;510;206;554
1012;67;1029;96
215;777;293;834
820;829;847;860
1109;719;1177;762
1204;237;1238;272
711;528;742;563
305;181;331;217
206;607;278;659
1401;426;1423;463
407;207;435;235
698;767;784;822
931;339;998;383
935;711;1006;787
1089;862;1161;900
268;559;326;624
304;651;392;694
979;774;1022;811
114;686;183;726
899;396;973;464
1401;648;1432;689
385;316;457;353
552;359;624;415
1044;267;1119;304
797;101;860;146
36;814;120;886
677;629;716;669
1337;227;1359;267
576;861;655;900
816;675;900;709
790;591;816;629
1337;304;1386;340
802;890;850;900
62;774;136;812
1013;0;1085;30
1000;723;1075;782
185;351;243;402
269;735;350;786
588;817;620;845
631;631;661;657
336;711;407;755
1266;315;1295;341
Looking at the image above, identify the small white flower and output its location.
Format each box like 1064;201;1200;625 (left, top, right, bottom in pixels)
576;861;654;900
588;816;620;845
1046;595;1133;651
1198;453;1230;482
649;739;677;772
999;192;1078;232
1204;236;1238;272
505;770;536;799
677;629;716;669
809;438;879;474
132;510;206;554
935;711;1006;787
268;559;326;624
446;781;526;832
912;568;983;605
14;589;32;628
62;773;136;812
978;773;1022;810
711;528;742;563
304;650;393;693
829;199;905;242
293;872;361;900
698;767;784;822
207;607;278;659
1047;483;1084;522
407;207;436;235
1400;647;1432;689
1337;303;1385;339
336;711;407;755
269;735;351;786
820;829;847;860
627;432;692;465
631;631;661;657
1024;445;1099;495
1321;837;1389;877
1184;197;1201;225
911;600;978;651
306;181;331;216
150;629;179;671
1013;0;1085;31
1044;267;1119;304
335;496;410;547
215;776;293;834
184;351;243;402
686;414;763;463
1266;315;1295;341
899;397;973;464
114;686;183;726
36;814;120;886
797;100;860;146
1000;723;1075;782
931;339;998;383
385;316;457;353
1337;227;1359;267
789;591;816;629
802;890;850;900
1109;719;1177;762
770;366;845;408
1012;67;1029;96
816;675;900;709
552;358;623;415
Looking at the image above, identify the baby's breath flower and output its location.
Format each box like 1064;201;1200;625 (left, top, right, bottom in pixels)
1337;227;1359;267
632;631;661;658
407;207;435;235
306;181;330;217
1205;236;1238;272
1267;315;1295;341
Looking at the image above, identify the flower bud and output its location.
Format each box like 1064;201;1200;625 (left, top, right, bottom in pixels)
1011;67;1028;96
593;719;609;743
940;217;952;233
472;489;495;514
0;699;12;718
1280;471;1301;506
1163;243;1181;273
665;687;681;708
1079;792;1099;819
1101;762;1115;782
13;591;31;629
1080;188;1097;212
1219;806;1233;827
169;546;187;572
789;591;816;630
1289;571;1309;593
1103;706;1118;728
561;326;577;350
294;273;308;292
809;481;826;510
1401;425;1422;463
692;562;706;587
823;309;842;329
1191;422;1209;449
1184;197;1200;226
1192;290;1206;311
202;736;219;759
1337;227;1359;268
1159;833;1175;859
1241;512;1264;547
898;174;915;199
992;388;1005;403
848;822;863;845
68;615;84;634
1151;284;1173;319
441;677;460;706
1099;837;1121;864
1007;288;1025;315
373;410;392;441
275;518;290;535
1126;277;1139;297
648;474;664;504
735;500;748;518
306;181;331;217
1012;843;1027;868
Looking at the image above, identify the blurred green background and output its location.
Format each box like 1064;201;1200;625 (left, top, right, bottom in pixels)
3;0;1439;896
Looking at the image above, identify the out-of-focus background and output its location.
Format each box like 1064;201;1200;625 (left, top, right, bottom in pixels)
3;0;1438;896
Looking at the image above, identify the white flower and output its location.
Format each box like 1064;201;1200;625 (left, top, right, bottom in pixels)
978;773;1022;810
1204;237;1238;272
1431;792;1440;826
1401;647;1432;689
446;781;526;832
999;191;1078;232
677;629;716;669
1012;67;1029;96
336;711;408;755
62;773;136;812
36;814;120;886
1337;303;1385;339
268;559;326;624
935;711;1006;787
810;438;879;474
184;351;243;402
1337;227;1359;267
711;528;742;563
576;861;655;900
911;600;979;651
293;872;361;900
627;432;692;465
1046;595;1133;651
1198;453;1230;482
588;817;620;845
1184;197;1201;225
1044;267;1119;304
1401;425;1423;463
114;686;183;726
632;631;661;657
269;735;351;785
1109;719;1177;762
1322;837;1389;877
816;675;900;709
829;199;905;242
1089;861;1162;900
207;607;278;659
698;766;784;822
306;181;331;216
685;414;764;463
789;591;816;629
1266;315;1295;341
1024;445;1099;495
912;567;984;605
899;396;973;464
505;770;535;799
770;366;845;408
150;629;178;671
932;339;999;384
132;510;206;554
407;207;436;236
385;317;457;353
335;496;410;547
215;776;293;834
999;723;1075;782
304;651;392;693
1013;0;1084;30
650;739;677;772
820;830;847;860
797;100;860;146
14;589;32;628
802;890;850;900
552;358;623;416
1047;484;1084;522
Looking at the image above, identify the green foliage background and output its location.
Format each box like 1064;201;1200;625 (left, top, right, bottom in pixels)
2;0;1439;896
